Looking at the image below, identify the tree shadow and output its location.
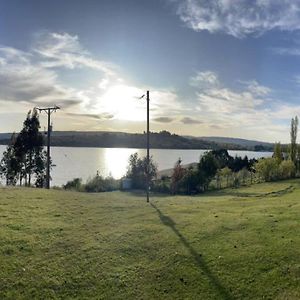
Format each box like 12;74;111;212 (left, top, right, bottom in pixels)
150;202;233;300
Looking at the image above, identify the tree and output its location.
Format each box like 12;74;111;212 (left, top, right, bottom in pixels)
290;116;298;166
0;110;47;187
170;158;186;194
198;151;219;191
15;109;46;186
219;167;232;188
126;153;157;189
0;134;20;185
273;142;283;164
255;158;279;182
279;160;295;179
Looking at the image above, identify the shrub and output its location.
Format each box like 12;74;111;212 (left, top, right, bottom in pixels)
255;158;279;182
63;178;83;191
279;160;295;179
153;177;171;193
84;175;120;192
170;159;186;194
126;153;157;189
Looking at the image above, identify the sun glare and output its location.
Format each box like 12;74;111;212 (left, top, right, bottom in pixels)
97;84;146;121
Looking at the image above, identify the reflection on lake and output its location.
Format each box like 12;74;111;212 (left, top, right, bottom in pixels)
0;145;272;187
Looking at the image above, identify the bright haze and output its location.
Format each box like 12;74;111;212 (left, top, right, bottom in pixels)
1;0;300;142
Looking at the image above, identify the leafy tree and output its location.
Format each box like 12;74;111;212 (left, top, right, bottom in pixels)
198;151;219;191
14;109;46;186
211;149;232;168
182;166;202;194
219;167;232;188
170;158;186;194
239;167;250;185
126;153;157;189
0;134;20;185
273;142;283;164
255;158;279;182
290;116;298;166
279;160;295;179
0;110;47;187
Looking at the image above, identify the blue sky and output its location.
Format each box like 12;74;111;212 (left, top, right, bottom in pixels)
1;0;300;142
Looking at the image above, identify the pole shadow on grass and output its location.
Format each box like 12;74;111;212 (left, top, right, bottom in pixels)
150;202;233;300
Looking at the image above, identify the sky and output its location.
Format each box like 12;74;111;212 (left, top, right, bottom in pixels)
1;0;300;142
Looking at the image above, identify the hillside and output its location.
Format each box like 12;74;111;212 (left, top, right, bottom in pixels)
0;181;300;299
199;136;273;147
0;131;273;151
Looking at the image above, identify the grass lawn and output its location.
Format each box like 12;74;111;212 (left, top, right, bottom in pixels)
0;180;300;299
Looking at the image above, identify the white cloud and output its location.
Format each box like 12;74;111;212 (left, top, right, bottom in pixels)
240;80;271;96
189;71;219;88
188;70;298;141
0;46;80;108
0;32;184;123
33;32;116;75
174;0;300;38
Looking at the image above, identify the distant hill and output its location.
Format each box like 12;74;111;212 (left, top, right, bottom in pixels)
0;131;273;151
185;136;274;151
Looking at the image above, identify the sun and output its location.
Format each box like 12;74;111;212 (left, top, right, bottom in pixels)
96;84;146;121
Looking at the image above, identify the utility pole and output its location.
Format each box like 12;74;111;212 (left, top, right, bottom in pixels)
146;90;150;203
138;91;150;202
36;106;60;189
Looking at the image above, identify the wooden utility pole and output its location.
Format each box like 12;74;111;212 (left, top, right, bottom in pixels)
139;91;150;202
146;90;150;203
36;106;60;189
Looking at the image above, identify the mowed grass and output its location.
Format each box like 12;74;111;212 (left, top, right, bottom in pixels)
0;181;300;299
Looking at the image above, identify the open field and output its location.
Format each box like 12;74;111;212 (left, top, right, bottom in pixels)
0;181;300;299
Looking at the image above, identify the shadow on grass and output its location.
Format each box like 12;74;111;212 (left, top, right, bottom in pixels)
150;202;233;300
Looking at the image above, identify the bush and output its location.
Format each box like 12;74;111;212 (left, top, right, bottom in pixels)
63;178;83;191
153;177;170;193
279;160;295;179
84;175;120;192
126;153;157;189
255;158;279;182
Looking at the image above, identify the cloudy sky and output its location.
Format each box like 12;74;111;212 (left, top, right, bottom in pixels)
1;0;300;142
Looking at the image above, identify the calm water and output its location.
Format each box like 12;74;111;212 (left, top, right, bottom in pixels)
0;145;272;186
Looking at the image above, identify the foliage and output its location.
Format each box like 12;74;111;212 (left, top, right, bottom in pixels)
181;167;200;194
273;142;283;163
153;176;170;193
84;174;120;192
218;167;233;188
198;151;219;191
126;152;157;189
0;139;20;185
0;110;47;187
278;160;295;179
170;158;186;194
255;158;279;182
289;115;298;165
63;178;83;191
63;175;120;193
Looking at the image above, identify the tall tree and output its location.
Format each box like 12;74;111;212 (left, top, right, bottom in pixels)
290;116;298;166
273;142;283;164
13;109;46;186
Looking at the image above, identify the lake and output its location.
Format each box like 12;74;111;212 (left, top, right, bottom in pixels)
0;145;272;186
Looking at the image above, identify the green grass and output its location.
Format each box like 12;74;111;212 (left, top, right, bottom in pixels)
0;181;300;299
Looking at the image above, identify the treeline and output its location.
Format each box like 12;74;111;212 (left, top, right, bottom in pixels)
0;130;273;151
64;116;300;194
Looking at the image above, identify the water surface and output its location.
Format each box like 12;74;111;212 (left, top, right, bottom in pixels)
0;145;272;186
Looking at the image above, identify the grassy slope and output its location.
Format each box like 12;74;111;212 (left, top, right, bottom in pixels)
0;181;300;299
